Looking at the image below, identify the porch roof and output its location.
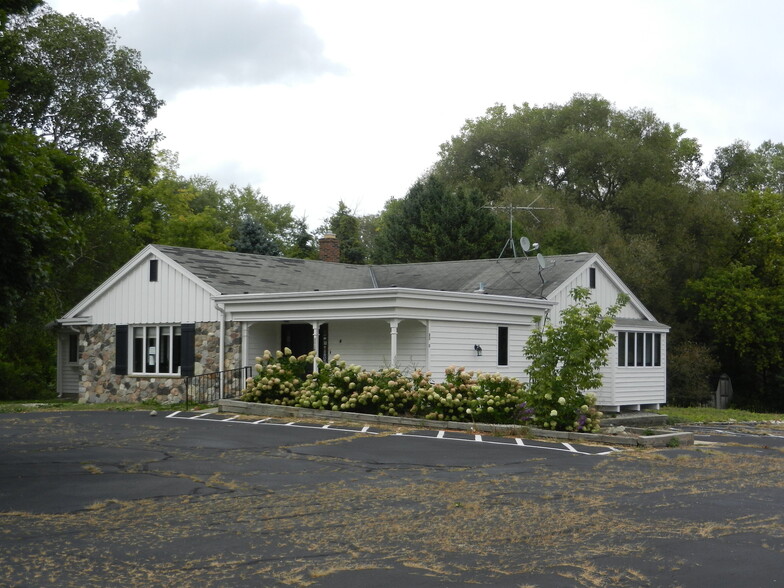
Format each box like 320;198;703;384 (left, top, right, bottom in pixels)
217;287;555;324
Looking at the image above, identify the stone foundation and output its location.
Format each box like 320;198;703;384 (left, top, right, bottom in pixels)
77;321;241;404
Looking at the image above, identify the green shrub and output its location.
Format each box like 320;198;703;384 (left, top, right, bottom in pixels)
522;287;626;432
240;350;602;430
667;341;719;407
412;367;527;424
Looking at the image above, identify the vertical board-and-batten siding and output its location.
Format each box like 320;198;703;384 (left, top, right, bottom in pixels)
80;254;219;325
547;263;646;325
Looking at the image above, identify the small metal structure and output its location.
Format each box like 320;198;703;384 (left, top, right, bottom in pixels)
715;373;733;409
482;197;551;259
185;366;254;409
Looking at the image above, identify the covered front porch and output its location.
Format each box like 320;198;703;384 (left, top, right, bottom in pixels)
241;318;428;373
217;287;553;380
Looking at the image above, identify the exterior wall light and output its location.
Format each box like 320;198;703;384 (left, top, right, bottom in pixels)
474;344;483;356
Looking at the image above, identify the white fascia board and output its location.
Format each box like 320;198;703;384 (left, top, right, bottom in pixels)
216;287;555;323
61;244;220;320
614;319;671;333
46;316;92;330
547;254;657;322
58;316;92;326
544;253;598;302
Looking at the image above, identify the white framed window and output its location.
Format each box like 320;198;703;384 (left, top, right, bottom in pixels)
131;325;182;375
617;331;661;367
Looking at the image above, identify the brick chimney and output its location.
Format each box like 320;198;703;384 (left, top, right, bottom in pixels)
318;232;340;263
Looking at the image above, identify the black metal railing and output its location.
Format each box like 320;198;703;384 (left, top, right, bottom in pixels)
184;366;254;409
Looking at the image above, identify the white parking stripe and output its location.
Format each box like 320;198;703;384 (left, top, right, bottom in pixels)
164;412;617;455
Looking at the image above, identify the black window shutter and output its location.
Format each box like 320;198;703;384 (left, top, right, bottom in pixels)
498;326;509;366
180;323;196;377
115;325;128;375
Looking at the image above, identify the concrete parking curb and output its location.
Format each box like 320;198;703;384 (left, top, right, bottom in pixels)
217;399;693;448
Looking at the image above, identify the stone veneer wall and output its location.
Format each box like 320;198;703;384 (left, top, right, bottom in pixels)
77;321;242;403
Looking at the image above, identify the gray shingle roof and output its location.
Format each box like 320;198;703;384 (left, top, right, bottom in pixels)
155;245;593;299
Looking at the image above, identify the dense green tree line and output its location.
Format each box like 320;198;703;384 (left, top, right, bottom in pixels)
2;3;783;409
343;95;784;409
0;2;315;398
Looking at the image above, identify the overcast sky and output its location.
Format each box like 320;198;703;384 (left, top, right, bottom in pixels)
47;0;784;229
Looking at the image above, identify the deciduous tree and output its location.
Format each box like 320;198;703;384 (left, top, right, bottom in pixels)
0;6;163;198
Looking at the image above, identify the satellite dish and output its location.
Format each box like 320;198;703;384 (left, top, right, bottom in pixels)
536;253;547;269
520;236;531;252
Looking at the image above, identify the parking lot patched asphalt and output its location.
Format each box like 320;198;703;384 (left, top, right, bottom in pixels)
1;410;782;587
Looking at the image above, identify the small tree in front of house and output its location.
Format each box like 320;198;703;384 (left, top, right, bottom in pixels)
524;287;628;432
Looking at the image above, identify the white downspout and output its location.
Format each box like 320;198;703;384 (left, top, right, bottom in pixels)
215;302;226;399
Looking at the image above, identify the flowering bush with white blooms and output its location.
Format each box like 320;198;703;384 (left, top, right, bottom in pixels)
411;366;527;424
240;291;617;432
241;351;556;427
241;349;426;417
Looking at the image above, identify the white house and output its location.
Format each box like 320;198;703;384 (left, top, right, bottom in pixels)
52;237;669;411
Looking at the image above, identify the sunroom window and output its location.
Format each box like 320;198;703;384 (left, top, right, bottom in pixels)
617;331;662;368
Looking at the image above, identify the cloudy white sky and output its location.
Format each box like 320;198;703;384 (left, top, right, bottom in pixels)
47;0;784;228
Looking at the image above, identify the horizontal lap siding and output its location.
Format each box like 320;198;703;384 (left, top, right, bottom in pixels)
245;320;428;373
329;320;392;370
247;323;279;362
612;367;667;404
429;321;531;381
396;320;427;372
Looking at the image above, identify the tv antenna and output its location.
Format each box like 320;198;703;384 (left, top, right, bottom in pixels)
483;196;550;259
536;252;555;288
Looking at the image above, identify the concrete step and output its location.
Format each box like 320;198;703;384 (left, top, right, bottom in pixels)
601;412;668;427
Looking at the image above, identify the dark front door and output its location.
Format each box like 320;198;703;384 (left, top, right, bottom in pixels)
281;323;313;357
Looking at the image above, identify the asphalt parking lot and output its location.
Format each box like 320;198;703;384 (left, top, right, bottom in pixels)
1;410;782;587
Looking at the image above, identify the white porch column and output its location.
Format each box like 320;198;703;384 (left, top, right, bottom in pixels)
241;321;249;367
311;321;321;373
388;319;400;367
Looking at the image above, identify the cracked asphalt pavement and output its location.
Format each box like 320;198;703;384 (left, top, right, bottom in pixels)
1;410;782;587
